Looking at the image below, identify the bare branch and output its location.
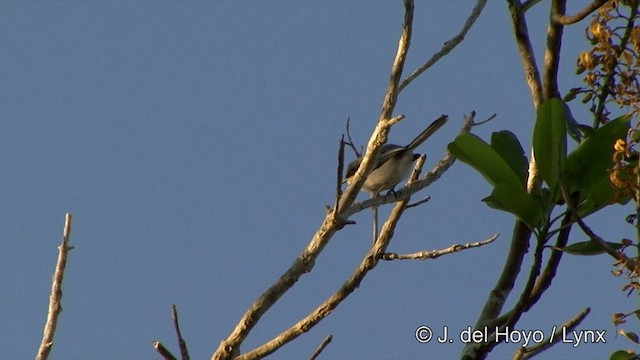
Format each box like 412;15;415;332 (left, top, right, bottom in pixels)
382;233;499;261
344;117;361;157
153;341;178;360
513;307;591;360
334;135;346;214
472;113;497;126
398;0;488;93
543;0;566;99
406;195;430;208
36;213;73;360
308;335;333;360
235;158;420;360
337;2;414;214
553;0;608;25
211;3;416;359
462;220;532;360
380;0;413;118
171;305;190;360
507;0;543;107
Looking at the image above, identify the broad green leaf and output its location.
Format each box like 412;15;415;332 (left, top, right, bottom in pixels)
533;98;568;189
482;183;543;229
551;240;624;256
564;115;631;193
610;350;636;360
449;134;522;188
490;131;528;186
577;176;632;218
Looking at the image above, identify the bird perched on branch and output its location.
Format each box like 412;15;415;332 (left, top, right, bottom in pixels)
343;115;447;196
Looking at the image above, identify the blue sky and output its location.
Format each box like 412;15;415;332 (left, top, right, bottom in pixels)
1;1;635;359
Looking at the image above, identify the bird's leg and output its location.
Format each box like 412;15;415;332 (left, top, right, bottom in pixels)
385;185;399;196
371;192;379;245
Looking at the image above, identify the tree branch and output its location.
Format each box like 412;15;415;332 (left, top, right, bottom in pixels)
507;0;543;107
553;0;607;25
171;304;190;360
153;341;178;360
542;0;566;99
234;155;422;360
512;307;591;359
526;210;573;309
381;233;498;260
36;213;73;360
345;112;475;217
461;220;532;360
462;3;548;357
308;335;332;360
398;0;488;93
211;2;415;359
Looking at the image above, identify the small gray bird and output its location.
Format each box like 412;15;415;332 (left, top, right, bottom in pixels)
343;116;447;196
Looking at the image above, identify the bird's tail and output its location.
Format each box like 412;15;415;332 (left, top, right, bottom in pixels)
405;115;448;150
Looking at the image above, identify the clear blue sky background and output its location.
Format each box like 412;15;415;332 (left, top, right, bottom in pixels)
1;1;635;359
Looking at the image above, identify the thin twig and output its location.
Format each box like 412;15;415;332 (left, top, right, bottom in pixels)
382;234;498;260
513;308;591;360
344;117;361;157
308;335;333;360
398;0;488;93
171;304;190;360
334;136;346;214
406;195;430;209
36;213;73;360
553;0;607;25
472;113;497;126
153;341;178;360
371;201;379;245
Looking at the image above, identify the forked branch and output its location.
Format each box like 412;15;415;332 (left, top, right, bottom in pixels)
211;2;416;359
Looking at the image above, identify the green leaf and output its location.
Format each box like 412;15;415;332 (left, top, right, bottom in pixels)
610;350;636;360
482;183;543;229
490;131;528;186
551;240;624;256
564;115;631;193
448;134;522;188
577;176;632;218
533;98;568;189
